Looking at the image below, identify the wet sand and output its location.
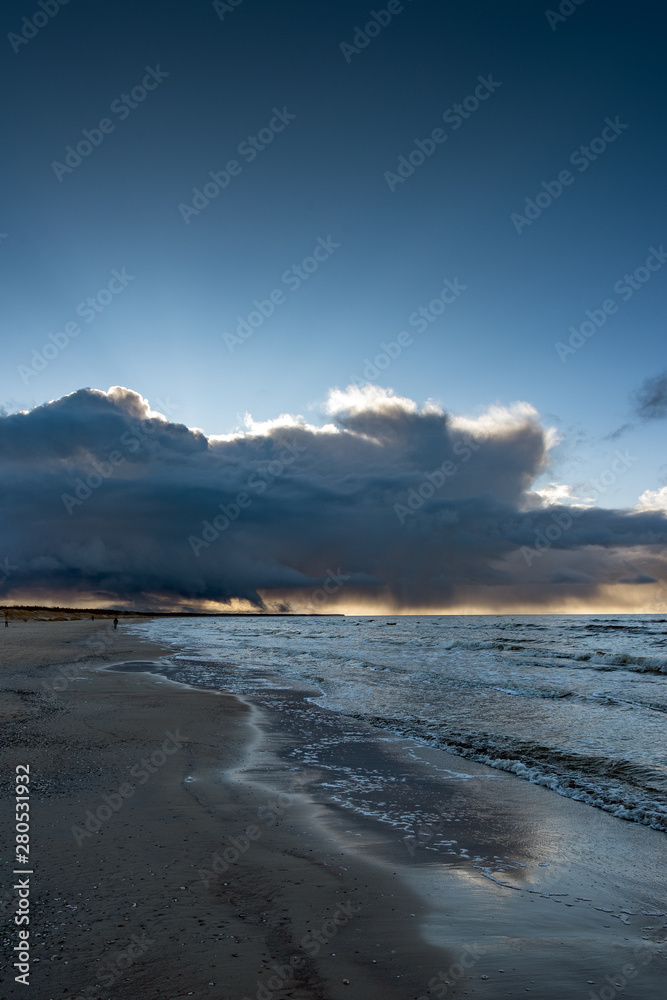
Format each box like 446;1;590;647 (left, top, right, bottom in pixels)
1;620;665;999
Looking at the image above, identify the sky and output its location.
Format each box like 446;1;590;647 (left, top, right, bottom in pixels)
1;0;666;612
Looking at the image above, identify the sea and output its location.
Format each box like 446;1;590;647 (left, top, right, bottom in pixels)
124;614;667;833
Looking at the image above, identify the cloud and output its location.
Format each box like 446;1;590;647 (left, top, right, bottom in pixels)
530;483;577;505
0;385;666;611
636;486;667;511
632;370;667;422
607;369;667;439
549;570;594;584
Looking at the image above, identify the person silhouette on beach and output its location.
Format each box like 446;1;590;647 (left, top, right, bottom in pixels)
113;617;118;629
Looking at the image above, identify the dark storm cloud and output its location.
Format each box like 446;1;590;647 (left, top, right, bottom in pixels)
1;386;665;610
609;370;667;439
632;370;667;422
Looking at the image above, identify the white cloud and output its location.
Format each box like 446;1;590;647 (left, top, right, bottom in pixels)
325;384;419;418
531;483;578;505
636;486;667;511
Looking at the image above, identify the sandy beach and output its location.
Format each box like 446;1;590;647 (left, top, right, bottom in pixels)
1;620;666;999
4;4;666;996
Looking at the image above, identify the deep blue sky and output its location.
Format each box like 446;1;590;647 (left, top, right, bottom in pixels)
2;0;666;508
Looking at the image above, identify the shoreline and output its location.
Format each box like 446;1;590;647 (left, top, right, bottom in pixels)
1;620;666;999
117;615;667;836
1;621;446;1000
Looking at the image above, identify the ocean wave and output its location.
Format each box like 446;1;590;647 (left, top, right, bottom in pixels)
352;715;667;833
444;639;528;652
510;648;667;674
482;684;667;712
441;638;667;674
586;651;667;673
